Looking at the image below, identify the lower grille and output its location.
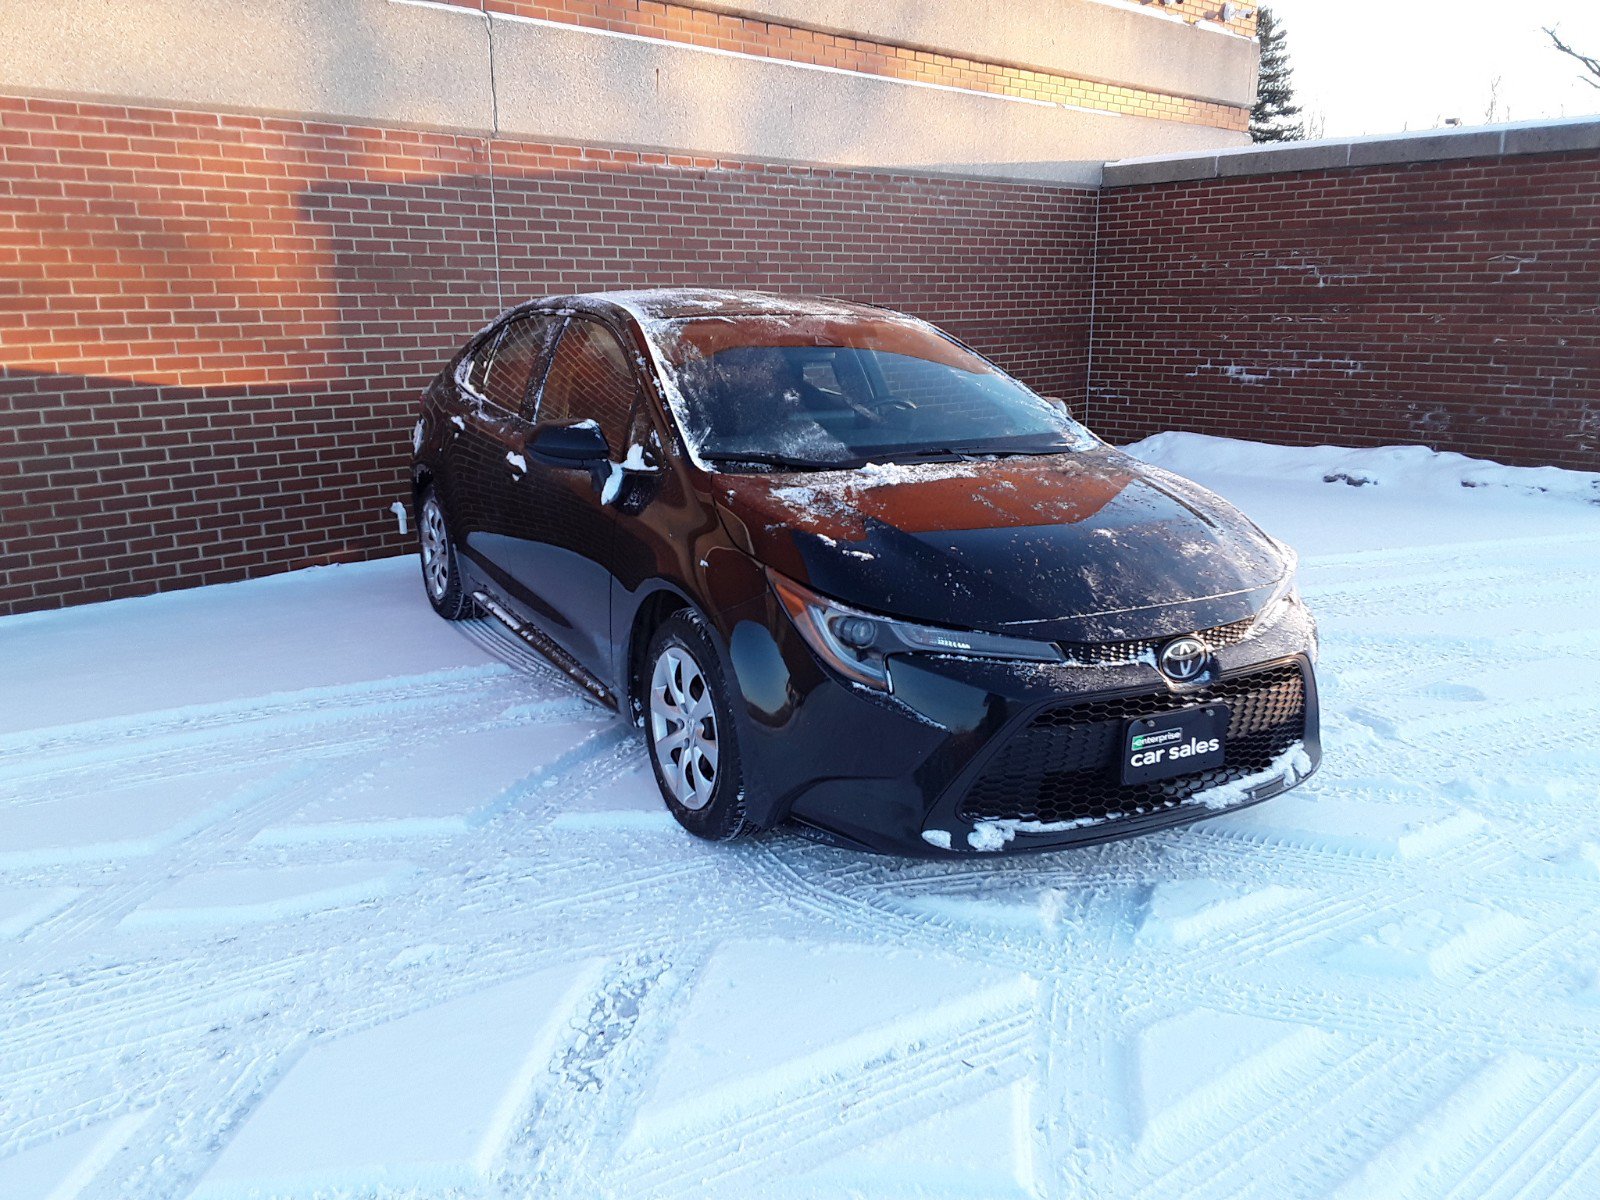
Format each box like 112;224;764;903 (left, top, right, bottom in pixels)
957;663;1307;827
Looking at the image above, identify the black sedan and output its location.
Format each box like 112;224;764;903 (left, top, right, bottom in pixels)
410;289;1320;855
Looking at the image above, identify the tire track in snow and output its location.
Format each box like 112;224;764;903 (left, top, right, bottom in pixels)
609;996;1036;1198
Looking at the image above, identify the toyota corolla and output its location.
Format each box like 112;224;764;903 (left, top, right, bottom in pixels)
410;289;1320;855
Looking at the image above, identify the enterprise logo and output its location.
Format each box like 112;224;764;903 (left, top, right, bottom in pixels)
1131;728;1185;752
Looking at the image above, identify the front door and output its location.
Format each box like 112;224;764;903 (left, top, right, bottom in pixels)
442;311;564;582
490;316;642;678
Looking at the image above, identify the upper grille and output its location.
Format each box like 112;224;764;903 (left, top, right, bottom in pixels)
957;662;1307;828
1058;617;1257;667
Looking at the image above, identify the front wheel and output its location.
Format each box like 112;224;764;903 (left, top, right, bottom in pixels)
644;610;754;842
417;487;476;620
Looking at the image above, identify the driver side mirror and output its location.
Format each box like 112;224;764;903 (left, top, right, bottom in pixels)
530;421;609;464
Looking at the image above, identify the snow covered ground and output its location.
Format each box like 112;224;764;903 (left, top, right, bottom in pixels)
2;434;1598;1200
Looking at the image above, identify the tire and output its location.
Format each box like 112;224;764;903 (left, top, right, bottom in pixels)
644;609;755;842
416;487;477;621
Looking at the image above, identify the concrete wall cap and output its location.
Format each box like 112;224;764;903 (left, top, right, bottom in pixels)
1101;156;1219;186
1104;116;1600;186
1346;129;1503;166
1503;120;1600;155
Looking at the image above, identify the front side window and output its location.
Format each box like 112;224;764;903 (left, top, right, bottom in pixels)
652;314;1094;469
537;319;639;451
473;314;564;413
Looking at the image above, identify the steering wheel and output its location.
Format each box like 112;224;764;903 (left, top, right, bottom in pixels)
842;395;917;425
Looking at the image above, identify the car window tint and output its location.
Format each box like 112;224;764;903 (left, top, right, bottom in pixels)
538;320;638;450
480;315;562;413
800;355;847;396
868;350;989;420
655;313;1093;466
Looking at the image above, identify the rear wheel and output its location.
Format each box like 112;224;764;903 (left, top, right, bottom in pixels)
417;488;476;620
645;610;754;842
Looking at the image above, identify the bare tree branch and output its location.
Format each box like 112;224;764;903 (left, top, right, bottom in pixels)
1545;26;1600;90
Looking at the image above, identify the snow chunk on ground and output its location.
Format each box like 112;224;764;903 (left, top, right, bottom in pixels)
1325;905;1532;983
256;720;608;843
0;885;80;938
1200;791;1488;861
192;961;605;1198
623;941;1033;1151
123;861;416;930
546;760;677;833
0;1112;148;1199
793;1080;1038;1198
1138;880;1311;946
0;765;289;870
1138;1008;1334;1154
1546;841;1600;878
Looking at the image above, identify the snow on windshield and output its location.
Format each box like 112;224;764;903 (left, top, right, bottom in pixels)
615;304;1095;469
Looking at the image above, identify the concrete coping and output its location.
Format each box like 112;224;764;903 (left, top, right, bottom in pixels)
1101;115;1600;187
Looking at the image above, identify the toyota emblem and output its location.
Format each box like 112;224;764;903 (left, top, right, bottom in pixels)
1158;636;1209;682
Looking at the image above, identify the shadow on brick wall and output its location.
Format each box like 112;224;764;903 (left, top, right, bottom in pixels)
0;366;417;612
2;148;1094;615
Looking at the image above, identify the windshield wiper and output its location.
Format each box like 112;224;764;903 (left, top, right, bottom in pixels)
702;452;857;472
874;443;1074;464
877;447;974;462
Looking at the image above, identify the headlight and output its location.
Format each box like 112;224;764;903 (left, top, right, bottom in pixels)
767;569;1063;692
1249;538;1301;633
1252;576;1302;635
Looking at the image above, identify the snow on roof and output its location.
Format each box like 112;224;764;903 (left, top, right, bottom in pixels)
554;288;883;323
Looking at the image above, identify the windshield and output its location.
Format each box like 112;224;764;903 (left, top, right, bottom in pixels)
653;313;1096;469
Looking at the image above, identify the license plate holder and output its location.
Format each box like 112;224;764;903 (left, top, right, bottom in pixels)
1121;703;1229;785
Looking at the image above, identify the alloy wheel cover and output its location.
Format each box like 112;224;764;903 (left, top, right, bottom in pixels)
649;645;720;810
421;498;450;600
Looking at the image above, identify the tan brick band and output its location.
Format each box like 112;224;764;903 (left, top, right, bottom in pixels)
460;0;1251;132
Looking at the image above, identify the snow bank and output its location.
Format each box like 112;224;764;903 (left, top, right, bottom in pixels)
1126;432;1599;506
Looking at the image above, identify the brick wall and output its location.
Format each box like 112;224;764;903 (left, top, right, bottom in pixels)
0;94;1096;614
441;0;1252;132
1089;152;1600;471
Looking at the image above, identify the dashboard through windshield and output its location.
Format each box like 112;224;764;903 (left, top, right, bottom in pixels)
654;313;1094;469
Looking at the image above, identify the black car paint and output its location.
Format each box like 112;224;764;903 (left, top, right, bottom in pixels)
412;292;1321;855
713;448;1291;642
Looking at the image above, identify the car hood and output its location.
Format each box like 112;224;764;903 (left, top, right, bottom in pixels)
711;447;1291;643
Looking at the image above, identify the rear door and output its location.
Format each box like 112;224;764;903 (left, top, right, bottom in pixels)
492;316;641;677
443;312;565;579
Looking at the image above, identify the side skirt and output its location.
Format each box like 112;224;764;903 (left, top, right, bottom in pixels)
471;590;619;711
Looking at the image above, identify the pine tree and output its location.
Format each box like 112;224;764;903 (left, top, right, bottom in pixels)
1251;7;1305;143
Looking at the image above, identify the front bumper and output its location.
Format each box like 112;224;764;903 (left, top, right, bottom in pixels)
721;588;1321;857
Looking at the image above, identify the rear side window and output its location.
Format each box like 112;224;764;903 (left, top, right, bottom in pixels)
473;314;564;413
537;320;639;451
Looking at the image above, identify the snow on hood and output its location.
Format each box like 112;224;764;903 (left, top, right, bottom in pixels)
713;446;1292;642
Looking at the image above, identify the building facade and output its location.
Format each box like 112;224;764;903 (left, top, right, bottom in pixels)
0;1;1594;615
0;0;1259;186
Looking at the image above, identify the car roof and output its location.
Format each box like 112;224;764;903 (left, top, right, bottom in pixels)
534;288;890;324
